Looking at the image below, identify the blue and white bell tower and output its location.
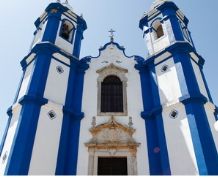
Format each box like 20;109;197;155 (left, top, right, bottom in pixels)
138;0;218;175
0;1;87;175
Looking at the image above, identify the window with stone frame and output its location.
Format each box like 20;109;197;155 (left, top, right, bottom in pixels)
96;64;128;116
101;75;123;113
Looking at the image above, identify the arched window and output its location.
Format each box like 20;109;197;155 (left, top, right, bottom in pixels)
101;75;123;113
152;20;164;40
60;20;75;42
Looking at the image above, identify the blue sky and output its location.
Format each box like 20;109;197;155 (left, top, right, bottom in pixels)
0;0;218;142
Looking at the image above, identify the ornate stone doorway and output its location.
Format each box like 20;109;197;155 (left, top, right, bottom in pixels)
85;116;140;175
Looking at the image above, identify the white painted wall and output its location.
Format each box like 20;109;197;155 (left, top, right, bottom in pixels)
43;58;70;105
162;103;199;175
17;61;35;102
28;102;63;175
191;60;209;99
77;43;149;175
156;58;183;105
153;36;170;54
0;104;22;175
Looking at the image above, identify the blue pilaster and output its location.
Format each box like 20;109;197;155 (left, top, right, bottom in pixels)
42;10;61;43
4;49;52;175
73;19;87;58
135;61;171;175
172;45;218;175
55;61;88;175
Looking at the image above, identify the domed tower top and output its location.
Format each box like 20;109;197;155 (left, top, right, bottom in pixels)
30;0;87;58
140;0;194;56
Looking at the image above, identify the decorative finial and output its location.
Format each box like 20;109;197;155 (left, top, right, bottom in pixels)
65;0;69;4
110;116;116;129
57;0;61;2
128;116;133;128
109;29;115;42
92;116;96;128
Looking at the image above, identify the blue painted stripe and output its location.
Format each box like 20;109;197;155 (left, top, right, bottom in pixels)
136;63;171;175
155;113;171;175
135;64;161;175
192;104;218;175
5;102;44;175
55;63;77;175
148;66;171;175
185;109;207;175
4;51;52;175
173;51;218;175
73;24;84;58
173;52;207;175
185;103;218;175
55;62;87;175
42;11;61;44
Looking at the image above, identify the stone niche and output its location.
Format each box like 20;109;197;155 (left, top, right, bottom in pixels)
85;116;140;175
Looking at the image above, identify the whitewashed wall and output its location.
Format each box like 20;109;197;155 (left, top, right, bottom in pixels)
77;43;149;175
162;103;199;175
43;58;70;105
28;102;63;175
0;104;22;175
156;58;185;105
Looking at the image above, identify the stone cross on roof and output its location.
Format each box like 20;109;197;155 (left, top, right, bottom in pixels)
109;29;115;42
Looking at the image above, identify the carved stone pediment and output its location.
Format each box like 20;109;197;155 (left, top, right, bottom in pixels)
85;117;140;150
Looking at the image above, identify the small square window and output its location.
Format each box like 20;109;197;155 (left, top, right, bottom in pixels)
161;65;169;72
48;110;56;120
170;110;178;119
56;66;64;74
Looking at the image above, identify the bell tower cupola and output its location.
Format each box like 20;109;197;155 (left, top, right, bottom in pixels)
139;0;194;56
31;0;87;58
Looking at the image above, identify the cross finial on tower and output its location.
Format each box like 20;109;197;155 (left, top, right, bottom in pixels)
109;29;115;42
56;0;68;3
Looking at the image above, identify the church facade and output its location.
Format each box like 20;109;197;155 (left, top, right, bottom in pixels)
1;0;218;175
